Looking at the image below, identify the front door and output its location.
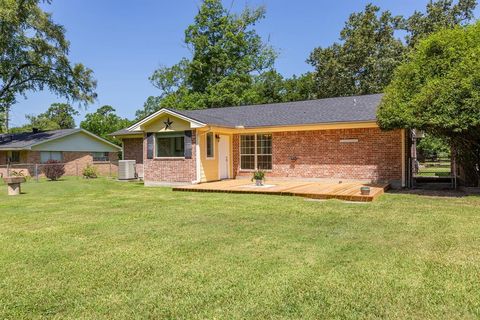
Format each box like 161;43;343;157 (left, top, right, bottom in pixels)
218;135;230;180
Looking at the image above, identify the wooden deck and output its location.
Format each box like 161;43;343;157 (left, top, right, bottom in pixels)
173;180;389;202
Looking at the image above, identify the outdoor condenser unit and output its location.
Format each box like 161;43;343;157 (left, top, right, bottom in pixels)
118;160;136;180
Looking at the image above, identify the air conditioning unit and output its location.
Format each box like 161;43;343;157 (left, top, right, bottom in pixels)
118;160;136;180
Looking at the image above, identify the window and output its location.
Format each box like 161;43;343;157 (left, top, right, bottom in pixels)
240;134;272;170
40;151;62;163
156;132;184;157
206;132;214;158
92;152;109;162
7;151;20;164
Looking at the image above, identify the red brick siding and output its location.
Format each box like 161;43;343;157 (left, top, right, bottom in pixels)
142;131;197;183
0;151;118;177
233;128;403;183
122;138;144;177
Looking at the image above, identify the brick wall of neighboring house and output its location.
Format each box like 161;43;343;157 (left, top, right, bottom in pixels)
122;138;144;178
0;150;118;177
232;128;403;185
143;131;197;183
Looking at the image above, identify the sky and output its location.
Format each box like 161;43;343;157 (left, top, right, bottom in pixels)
9;0;480;127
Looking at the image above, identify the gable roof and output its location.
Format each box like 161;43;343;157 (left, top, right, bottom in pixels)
0;128;121;151
111;93;382;135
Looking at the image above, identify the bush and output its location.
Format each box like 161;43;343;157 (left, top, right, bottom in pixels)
82;164;98;179
43;160;65;181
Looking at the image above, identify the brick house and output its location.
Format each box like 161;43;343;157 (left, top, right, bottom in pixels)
0;128;121;177
112;94;408;188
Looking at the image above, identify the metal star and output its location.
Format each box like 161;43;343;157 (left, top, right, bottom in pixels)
164;117;173;129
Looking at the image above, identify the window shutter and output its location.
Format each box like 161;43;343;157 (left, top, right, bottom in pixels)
184;130;192;159
146;133;154;159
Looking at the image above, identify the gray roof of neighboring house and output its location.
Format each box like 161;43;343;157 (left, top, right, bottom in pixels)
0;128;81;150
111;93;383;135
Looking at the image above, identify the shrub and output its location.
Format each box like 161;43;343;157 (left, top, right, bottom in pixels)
82;164;98;179
43;160;65;181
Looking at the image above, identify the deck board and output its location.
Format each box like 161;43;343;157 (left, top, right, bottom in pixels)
173;180;388;202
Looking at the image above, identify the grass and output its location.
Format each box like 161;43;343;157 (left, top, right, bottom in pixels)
418;165;452;177
1;178;480;319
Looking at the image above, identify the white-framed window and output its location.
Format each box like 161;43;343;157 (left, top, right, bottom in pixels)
7;151;20;164
240;134;272;170
155;132;184;158
92;152;109;162
206;132;214;159
40;151;62;163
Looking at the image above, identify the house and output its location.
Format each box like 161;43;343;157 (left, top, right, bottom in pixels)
0;128;121;177
112;94;408;188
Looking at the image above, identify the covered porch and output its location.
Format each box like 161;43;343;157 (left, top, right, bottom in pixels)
173;179;389;202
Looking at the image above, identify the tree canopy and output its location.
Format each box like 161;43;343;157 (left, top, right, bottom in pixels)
377;21;480;185
307;0;477;99
9;102;78;133
80;105;132;145
0;0;97;130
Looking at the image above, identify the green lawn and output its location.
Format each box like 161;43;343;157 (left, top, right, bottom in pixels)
1;178;479;319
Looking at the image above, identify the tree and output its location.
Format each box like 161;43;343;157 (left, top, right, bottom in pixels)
41;103;78;129
308;4;405;98
0;0;97;114
9;115;60;133
135;0;276;116
9;102;78;133
134;96;162;121
307;1;477;98
377;22;480;186
80;105;131;145
404;0;477;47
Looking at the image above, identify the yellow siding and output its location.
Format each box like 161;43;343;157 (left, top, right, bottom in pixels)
197;129;234;182
142;115;191;132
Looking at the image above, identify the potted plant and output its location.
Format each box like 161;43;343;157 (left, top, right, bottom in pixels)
251;170;265;186
360;186;371;195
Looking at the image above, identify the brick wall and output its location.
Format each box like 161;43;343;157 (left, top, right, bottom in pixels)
233;128;403;184
143;131;197;183
122;138;144;177
0;151;118;177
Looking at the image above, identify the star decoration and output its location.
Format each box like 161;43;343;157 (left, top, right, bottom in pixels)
164;117;173;129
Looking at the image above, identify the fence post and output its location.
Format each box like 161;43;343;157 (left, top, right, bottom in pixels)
109;162;112;178
35;164;39;182
6;163;10;177
76;161;79;178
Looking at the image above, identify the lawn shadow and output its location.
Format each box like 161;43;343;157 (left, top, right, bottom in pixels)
388;187;480;198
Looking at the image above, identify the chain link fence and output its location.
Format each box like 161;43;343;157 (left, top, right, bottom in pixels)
0;161;118;182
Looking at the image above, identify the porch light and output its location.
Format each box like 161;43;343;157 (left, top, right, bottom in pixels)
235;125;245;129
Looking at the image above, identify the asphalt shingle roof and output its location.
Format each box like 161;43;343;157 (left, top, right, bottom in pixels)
173;94;382;128
0;129;80;150
110;93;382;135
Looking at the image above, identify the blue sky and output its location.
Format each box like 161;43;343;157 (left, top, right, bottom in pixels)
10;0;479;127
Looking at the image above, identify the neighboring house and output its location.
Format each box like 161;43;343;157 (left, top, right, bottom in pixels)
112;94;408;188
0;128;121;177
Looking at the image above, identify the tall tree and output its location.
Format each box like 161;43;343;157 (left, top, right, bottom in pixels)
307;1;477;98
8;102;78;132
0;0;97;118
136;0;276;116
40;103;78;129
404;0;477;47
80;105;131;145
308;4;405;98
377;22;480;186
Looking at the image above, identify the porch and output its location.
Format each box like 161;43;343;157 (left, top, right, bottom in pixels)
173;179;389;202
